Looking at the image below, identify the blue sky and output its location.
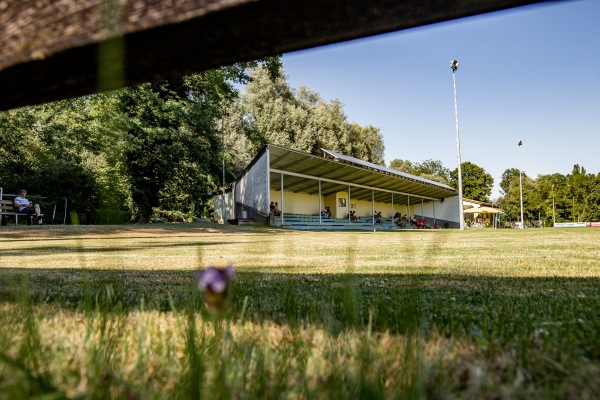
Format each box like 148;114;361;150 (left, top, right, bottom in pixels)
281;0;599;199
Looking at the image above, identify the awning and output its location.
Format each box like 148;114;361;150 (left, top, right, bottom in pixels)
463;206;504;214
267;145;457;205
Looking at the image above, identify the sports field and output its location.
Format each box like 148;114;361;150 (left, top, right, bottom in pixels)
1;224;599;399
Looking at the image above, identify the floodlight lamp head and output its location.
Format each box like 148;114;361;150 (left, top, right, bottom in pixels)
450;60;459;72
518;140;522;146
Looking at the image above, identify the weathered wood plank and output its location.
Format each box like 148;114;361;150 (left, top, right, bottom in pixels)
0;0;554;111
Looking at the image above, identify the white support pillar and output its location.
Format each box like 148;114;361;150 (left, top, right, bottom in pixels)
232;182;236;219
318;180;322;225
348;185;351;223
280;173;284;226
372;190;375;225
266;148;271;225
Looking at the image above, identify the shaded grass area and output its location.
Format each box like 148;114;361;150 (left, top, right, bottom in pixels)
0;224;599;399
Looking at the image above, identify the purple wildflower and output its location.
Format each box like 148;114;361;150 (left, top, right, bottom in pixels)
195;265;234;310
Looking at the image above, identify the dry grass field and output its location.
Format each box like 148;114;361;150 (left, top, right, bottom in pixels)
0;224;599;399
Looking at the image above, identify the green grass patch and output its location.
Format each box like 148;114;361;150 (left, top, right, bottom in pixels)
0;224;599;399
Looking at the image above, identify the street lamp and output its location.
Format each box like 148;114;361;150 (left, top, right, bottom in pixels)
552;184;556;228
518;140;524;229
450;60;465;230
221;112;226;224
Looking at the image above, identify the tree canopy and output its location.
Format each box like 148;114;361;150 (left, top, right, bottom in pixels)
0;60;387;223
497;165;600;225
388;159;451;185
449;161;494;202
1;58;598;226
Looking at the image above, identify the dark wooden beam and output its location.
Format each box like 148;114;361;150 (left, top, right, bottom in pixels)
0;0;557;111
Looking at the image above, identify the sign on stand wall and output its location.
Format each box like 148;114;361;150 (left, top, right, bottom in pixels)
554;222;588;228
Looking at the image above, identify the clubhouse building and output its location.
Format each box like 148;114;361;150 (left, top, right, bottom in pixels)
214;145;462;229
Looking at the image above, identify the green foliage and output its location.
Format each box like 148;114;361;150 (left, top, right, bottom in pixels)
119;77;223;221
498;166;600;226
583;173;600;221
499;167;524;195
235;67;386;166
388;158;451;184
0;108;39;185
3;56;598;225
0;102;102;221
1;58;388;223
449;161;494;201
388;158;413;173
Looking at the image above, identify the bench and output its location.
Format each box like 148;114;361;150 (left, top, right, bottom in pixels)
0;199;44;225
0;186;46;225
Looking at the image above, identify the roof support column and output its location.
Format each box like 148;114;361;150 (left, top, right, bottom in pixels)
266;147;271;224
280;173;284;226
348;185;351;223
433;201;436;225
372;190;375;226
318;180;322;225
421;198;424;219
407;195;410;220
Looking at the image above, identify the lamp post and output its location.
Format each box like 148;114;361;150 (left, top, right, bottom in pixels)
552;184;556;228
221;113;226;224
518;140;524;229
450;60;465;230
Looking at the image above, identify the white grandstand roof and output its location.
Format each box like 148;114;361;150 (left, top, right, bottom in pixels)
264;145;457;205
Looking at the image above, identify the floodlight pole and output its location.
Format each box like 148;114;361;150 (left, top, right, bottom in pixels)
221;113;226;224
518;140;524;229
552;184;556;228
451;60;465;230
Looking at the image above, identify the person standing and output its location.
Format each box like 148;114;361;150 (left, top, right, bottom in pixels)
13;189;42;225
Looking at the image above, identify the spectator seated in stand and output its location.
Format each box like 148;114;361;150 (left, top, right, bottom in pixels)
273;202;281;216
374;211;382;225
350;210;357;222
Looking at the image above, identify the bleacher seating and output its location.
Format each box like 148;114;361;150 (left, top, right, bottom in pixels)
271;213;418;230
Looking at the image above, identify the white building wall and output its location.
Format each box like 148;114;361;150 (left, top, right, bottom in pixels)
213;191;234;222
424;195;460;227
235;150;269;216
392;196;460;227
270;190;322;215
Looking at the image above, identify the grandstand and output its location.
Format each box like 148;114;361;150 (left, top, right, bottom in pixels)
214;145;461;229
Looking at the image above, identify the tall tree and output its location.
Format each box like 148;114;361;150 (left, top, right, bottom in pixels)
0;99;103;220
388;159;450;184
238;66;385;164
120;76;222;221
449;161;493;201
499;168;525;195
583;173;600;221
568;164;593;222
412;160;451;184
388;159;414;174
